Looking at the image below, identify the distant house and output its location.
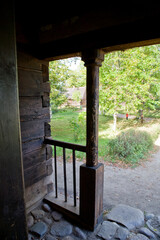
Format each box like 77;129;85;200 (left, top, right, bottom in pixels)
65;87;86;107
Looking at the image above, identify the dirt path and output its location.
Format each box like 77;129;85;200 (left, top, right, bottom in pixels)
54;146;160;215
103;148;160;214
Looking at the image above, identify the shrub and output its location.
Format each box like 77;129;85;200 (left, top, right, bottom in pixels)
108;129;153;164
69;112;86;142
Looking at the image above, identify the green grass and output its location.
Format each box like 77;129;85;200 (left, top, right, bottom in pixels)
51;108;160;165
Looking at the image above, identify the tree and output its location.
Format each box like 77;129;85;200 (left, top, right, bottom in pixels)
99;45;160;128
49;61;68;110
66;60;86;87
49;58;86;111
72;90;81;104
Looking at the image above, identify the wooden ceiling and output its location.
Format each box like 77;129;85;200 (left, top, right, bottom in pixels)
15;3;160;60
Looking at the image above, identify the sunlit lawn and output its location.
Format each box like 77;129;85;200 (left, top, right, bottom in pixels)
50;108;160;163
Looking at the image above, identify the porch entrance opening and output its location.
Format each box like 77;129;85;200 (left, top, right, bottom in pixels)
47;44;160;222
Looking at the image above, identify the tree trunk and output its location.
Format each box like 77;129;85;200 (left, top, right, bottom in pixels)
113;112;117;132
139;109;144;124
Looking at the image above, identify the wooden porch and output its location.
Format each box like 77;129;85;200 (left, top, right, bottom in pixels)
1;1;160;239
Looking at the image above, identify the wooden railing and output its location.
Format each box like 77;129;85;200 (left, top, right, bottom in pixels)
44;137;86;207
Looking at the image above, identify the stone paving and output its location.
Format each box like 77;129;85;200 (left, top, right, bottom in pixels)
28;203;160;240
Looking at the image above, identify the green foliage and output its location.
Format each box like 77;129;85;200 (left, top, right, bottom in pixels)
99;45;160;115
72;90;81;103
66;60;86;87
49;58;86;111
49;61;68;110
108;129;153;164
51;109;160;165
69;112;86;142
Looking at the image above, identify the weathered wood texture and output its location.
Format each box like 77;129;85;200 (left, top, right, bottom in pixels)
80;163;104;230
17;50;53;193
82;49;104;167
0;1;28;238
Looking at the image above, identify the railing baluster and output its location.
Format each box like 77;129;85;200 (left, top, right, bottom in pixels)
44;137;86;206
63;148;67;202
72;149;76;207
54;146;58;198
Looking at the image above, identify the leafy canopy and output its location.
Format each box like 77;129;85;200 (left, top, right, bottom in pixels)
49;58;85;110
99;45;160;114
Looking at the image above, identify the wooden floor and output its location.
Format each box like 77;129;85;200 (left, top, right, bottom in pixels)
44;192;80;226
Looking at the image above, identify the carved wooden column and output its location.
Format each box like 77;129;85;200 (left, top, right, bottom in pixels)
83;49;104;167
80;49;104;230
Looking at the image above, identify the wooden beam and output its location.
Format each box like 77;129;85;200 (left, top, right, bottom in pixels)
82;49;104;167
0;1;28;238
36;14;160;60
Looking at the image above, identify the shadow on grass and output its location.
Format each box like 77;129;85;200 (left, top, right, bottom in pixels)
51;109;160;167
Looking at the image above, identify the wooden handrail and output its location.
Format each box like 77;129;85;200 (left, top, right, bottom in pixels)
44;137;86;206
44;137;86;152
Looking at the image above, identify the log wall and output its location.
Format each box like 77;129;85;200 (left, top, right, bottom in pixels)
17;49;53;210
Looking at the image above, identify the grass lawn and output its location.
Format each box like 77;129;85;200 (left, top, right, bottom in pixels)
50;108;160;166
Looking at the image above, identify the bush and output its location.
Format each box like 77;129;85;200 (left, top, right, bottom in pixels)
69;112;86;142
108;129;153;164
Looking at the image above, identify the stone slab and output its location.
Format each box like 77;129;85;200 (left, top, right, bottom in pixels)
106;204;144;230
51;211;63;221
146;217;160;237
30;221;47;238
62;237;75;240
42;203;51;212
130;233;149;240
45;234;57;240
97;221;119;240
73;226;87;239
138;227;156;239
50;220;72;237
31;209;45;219
115;226;130;240
27;215;34;228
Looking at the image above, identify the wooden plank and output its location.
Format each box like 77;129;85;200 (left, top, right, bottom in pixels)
22;137;44;154
17;50;43;70
18;69;50;97
25;178;48;212
39;8;147;44
21;120;44;142
17;49;49;71
23;147;46;170
37;15;160;60
19;96;42;109
20;106;50;122
18;69;43;96
24;162;47;187
42;92;50;107
44;122;51;137
0;1;28;238
42;64;49;82
44;192;79;217
46;158;53;175
46;145;52;160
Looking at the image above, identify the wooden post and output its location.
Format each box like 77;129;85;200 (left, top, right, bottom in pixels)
83;49;104;167
0;1;28;239
80;49;104;230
